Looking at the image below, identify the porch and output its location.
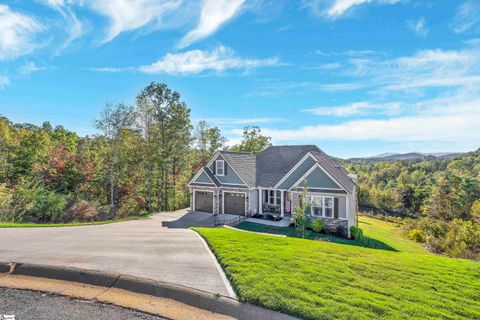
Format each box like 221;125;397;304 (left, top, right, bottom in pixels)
246;215;291;227
258;188;293;217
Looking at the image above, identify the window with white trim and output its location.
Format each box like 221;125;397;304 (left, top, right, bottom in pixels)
310;196;334;218
324;197;333;218
266;189;282;206
215;160;225;176
311;196;323;216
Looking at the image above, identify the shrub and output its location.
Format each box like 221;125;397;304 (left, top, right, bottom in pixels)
407;228;424;243
335;225;347;238
117;196;144;217
0;184;13;221
311;219;325;233
68;200;99;222
350;226;363;240
12;180;67;223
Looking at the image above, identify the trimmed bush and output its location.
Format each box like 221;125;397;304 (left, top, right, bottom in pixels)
311;219;325;233
335;224;347;238
350;226;363;240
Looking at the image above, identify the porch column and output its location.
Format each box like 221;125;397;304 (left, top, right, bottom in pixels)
280;190;284;217
259;188;263;214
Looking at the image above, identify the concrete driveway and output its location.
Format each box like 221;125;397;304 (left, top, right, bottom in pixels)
0;209;231;296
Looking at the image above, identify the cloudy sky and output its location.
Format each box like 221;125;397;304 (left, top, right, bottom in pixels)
1;0;480;157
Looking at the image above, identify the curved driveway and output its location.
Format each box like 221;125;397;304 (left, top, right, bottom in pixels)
0;210;230;296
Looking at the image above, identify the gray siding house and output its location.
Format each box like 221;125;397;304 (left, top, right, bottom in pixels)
188;145;358;233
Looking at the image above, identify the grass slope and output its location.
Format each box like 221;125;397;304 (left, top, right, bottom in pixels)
194;216;480;320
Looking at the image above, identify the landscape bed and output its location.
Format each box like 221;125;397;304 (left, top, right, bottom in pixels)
194;216;480;320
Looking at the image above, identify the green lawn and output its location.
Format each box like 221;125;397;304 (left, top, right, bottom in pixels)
194;216;480;320
235;221;397;251
0;213;154;228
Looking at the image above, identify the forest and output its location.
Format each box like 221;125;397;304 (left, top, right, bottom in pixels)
0;82;270;224
346;152;480;259
1;82;479;259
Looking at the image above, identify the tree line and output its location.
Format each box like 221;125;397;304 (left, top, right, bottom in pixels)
0;82;271;223
2;81;477;259
346;152;480;259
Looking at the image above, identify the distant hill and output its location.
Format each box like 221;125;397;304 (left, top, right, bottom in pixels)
347;152;464;163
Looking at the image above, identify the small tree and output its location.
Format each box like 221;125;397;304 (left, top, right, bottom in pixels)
230;126;272;155
471;199;480;224
95;103;136;211
292;184;309;238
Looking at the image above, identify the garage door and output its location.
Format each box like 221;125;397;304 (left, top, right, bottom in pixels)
224;192;245;216
195;191;213;213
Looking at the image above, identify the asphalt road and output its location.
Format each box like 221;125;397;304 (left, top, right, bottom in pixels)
0;210;230;296
0;287;165;320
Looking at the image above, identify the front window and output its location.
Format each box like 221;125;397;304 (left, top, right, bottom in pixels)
215;160;224;176
310;196;334;218
311;196;323;216
266;190;282;206
324;197;333;218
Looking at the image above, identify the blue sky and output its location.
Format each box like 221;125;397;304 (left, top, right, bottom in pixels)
1;0;480;158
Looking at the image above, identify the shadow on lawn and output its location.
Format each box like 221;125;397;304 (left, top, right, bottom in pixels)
236;222;398;252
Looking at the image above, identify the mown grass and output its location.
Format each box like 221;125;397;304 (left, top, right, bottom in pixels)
0;212;154;228
194;216;480;320
235;221;396;251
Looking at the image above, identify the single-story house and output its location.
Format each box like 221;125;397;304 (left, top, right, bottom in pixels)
188;145;357;233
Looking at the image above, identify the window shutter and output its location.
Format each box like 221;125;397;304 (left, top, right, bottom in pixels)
334;197;339;219
212;161;216;174
224;161;227;175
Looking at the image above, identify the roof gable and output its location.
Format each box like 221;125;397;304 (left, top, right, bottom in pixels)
276;155;317;190
293;164;343;190
194;170;215;185
256;145;320;188
188;167;220;187
207;152;255;187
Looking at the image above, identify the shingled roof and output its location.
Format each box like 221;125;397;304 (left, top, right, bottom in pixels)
255;145;319;188
199;146;355;193
309;150;355;194
219;150;256;187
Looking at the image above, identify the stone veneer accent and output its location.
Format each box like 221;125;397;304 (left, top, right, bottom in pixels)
310;216;348;237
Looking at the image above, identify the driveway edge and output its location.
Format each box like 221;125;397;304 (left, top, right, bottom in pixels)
0;262;298;320
193;230;237;299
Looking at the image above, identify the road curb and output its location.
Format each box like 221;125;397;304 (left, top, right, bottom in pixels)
0;262;298;320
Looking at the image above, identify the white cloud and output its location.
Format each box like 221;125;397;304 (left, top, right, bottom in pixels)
261;93;480;150
19;61;48;75
348;47;480;91
452;1;480;34
178;0;245;48
302;101;403;117
303;0;400;19
247;81;362;97
0;75;10;89
83;0;182;43
0;5;44;60
38;1;84;52
86;66;133;73
317;62;342;70
407;17;428;37
138;46;279;74
199;117;285;125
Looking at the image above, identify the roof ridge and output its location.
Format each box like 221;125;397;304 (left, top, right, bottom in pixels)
219;150;253;155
